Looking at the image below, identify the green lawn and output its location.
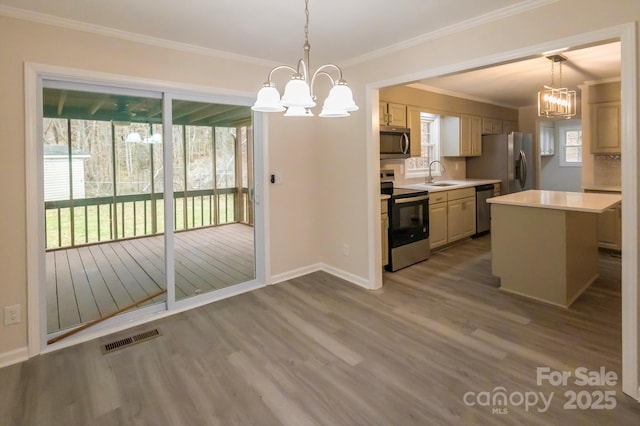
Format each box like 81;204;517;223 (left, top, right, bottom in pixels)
45;194;238;249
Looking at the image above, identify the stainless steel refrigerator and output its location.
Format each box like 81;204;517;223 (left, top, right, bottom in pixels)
466;132;535;195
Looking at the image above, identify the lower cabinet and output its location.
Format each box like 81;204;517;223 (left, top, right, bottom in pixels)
597;202;621;251
429;187;476;250
381;199;389;266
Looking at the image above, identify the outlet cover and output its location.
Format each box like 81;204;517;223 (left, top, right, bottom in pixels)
4;304;21;325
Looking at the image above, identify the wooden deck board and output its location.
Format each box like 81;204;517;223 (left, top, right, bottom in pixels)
45;224;255;333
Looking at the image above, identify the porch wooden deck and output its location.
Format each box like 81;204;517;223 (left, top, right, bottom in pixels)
46;224;255;334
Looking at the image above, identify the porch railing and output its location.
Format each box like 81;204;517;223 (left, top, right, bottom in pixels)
45;187;250;250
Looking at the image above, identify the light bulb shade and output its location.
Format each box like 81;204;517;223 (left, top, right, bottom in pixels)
284;106;314;117
252;85;285;112
125;132;142;143
319;108;349;118
281;78;316;108
323;84;358;112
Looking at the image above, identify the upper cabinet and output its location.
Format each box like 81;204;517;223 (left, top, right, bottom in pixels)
482;117;502;135
590;101;621;154
540;125;555;156
380;102;407;127
502;120;518;134
442;114;482;157
407;106;422;157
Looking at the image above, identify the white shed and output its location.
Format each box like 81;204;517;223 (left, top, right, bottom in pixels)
43;144;91;202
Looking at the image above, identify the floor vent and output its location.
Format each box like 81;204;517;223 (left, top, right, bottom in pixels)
102;328;161;354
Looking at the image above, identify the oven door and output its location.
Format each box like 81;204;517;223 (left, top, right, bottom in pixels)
389;194;429;248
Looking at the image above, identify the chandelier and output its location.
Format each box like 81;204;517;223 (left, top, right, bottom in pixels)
251;0;358;117
537;54;576;119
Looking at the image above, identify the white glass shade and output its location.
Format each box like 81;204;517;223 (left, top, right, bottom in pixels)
125;132;142;143
319;108;349;118
280;78;316;108
252;85;285;112
284;106;314;117
323;84;358;112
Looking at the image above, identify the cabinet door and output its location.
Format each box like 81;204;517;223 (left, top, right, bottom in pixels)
387;103;407;127
597;203;621;250
407;106;422;157
447;199;464;242
379;102;388;125
381;213;389;266
481;117;494;134
591;102;621;153
429;202;448;249
461;196;477;238
459;114;473;156
470;115;482;156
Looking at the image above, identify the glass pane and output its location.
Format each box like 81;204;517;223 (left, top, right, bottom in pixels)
172;99;255;301
566;146;582;163
42;86;165;339
565;130;582;146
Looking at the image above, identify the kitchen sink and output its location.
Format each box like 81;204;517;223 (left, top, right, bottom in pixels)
429;182;458;187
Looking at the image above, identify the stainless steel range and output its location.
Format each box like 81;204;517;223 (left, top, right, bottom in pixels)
381;170;430;271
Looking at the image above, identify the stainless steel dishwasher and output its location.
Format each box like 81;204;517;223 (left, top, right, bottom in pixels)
474;184;494;237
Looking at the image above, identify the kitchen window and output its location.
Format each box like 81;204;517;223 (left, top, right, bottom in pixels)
405;113;441;176
559;125;582;167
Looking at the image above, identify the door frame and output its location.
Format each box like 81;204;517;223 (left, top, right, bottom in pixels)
366;23;639;399
25;63;268;355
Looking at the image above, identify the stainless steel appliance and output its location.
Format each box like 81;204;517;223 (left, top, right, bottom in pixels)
474;184;494;236
466;132;535;194
380;126;411;159
381;172;430;271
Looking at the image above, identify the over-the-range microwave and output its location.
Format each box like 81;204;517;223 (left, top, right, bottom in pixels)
380;126;411;159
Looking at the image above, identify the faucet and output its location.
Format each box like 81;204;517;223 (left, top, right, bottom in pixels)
426;161;446;184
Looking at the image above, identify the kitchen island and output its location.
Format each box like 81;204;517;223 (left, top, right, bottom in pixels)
488;190;622;308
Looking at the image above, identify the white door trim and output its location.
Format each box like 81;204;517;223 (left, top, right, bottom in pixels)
24;62;268;356
366;22;639;400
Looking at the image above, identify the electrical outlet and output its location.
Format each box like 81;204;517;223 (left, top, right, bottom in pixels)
343;243;350;257
4;304;21;325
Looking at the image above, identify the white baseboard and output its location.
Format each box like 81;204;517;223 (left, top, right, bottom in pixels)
270;263;323;285
0;347;28;369
270;263;373;290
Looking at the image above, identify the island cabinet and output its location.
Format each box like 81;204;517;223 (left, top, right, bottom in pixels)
488;190;622;308
597;201;621;251
381;199;389;267
379;102;407;127
429;187;476;250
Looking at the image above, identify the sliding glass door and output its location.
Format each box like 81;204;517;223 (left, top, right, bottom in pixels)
41;82;257;342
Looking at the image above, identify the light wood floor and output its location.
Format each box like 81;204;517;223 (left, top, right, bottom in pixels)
4;236;640;425
46;223;255;334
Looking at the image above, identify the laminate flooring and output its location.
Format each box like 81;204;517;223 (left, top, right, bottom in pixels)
3;236;639;425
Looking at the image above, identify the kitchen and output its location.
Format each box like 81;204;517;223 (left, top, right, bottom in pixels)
377;40;622;308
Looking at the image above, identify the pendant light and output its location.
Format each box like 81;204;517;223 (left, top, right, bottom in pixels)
537;54;576;119
252;0;358;117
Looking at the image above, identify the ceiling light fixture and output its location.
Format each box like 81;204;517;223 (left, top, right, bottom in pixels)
538;54;576;119
251;0;358;118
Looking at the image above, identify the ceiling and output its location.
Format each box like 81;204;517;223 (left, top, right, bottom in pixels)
409;41;621;109
1;0;621;108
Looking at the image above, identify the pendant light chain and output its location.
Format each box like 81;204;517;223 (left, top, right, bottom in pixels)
304;0;310;47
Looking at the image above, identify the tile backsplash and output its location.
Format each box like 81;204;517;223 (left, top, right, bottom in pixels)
593;154;621;187
380;157;466;185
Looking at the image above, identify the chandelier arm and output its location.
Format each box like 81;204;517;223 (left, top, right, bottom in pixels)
296;58;310;82
309;64;343;96
266;65;299;83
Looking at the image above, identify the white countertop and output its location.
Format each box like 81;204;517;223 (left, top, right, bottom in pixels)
487;190;621;213
380;194;390;200
397;179;500;193
582;184;622;193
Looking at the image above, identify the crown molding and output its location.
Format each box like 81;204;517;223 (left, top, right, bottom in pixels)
342;0;560;68
405;83;520;110
0;5;279;68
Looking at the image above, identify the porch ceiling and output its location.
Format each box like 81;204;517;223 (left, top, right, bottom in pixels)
43;88;252;128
